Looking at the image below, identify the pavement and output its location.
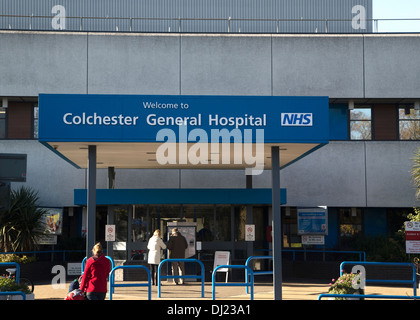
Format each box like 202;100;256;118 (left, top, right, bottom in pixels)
31;279;418;300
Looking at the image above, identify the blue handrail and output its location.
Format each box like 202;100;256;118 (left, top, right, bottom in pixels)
0;291;26;300
0;250;86;261
318;293;420;300
0;262;21;284
255;249;366;261
282;249;366;262
244;256;273;294
157;258;205;298
340;261;417;296
212;265;254;300
108;265;151;300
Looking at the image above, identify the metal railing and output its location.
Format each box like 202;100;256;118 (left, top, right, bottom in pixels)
212;265;254;300
0;291;26;300
0;262;27;300
0;262;21;284
340;261;418;296
256;249;366;262
1;14;420;33
108;265;151;300
283;249;366;262
245;256;273;294
157;258;205;298
0;250;86;262
318;293;420;300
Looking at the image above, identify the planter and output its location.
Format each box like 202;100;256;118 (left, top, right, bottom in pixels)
328;273;365;300
327;289;365;300
0;293;34;300
346;289;364;300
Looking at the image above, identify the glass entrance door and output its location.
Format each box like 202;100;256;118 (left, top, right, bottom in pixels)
112;206;129;260
130;205;148;261
128;205;183;260
153;205;182;241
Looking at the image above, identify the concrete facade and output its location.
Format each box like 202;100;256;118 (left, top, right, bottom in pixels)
2;140;419;210
1;30;420;210
1;31;420;98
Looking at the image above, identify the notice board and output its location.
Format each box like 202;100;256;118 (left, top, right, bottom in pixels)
405;221;420;253
297;208;328;235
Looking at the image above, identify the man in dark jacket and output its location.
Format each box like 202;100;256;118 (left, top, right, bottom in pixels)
167;228;188;284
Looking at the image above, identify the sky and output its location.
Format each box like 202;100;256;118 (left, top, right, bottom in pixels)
373;0;420;32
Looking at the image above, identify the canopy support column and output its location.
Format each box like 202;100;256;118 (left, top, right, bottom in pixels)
86;145;97;258
271;146;282;300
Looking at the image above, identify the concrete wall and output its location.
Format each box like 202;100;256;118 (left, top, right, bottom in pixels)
0;32;88;96
2;140;85;207
1;31;420;98
278;141;420;208
1;31;420;208
3;139;419;209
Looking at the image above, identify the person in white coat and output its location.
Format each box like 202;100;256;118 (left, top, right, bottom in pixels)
147;229;167;285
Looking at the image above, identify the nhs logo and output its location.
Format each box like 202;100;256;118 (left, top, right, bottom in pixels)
281;113;313;126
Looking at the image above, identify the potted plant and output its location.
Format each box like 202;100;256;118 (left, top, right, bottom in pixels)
0;277;34;300
328;272;364;300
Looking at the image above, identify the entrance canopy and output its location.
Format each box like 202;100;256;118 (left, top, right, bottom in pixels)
38;93;329;301
38;94;329;171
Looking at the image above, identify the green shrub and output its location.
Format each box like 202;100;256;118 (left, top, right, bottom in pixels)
328;273;363;300
0;254;35;264
0;277;31;294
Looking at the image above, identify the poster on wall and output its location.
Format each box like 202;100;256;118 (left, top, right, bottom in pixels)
37;208;63;245
36;234;57;245
245;224;255;241
297;207;328;235
105;224;116;242
43;208;63;235
301;235;325;245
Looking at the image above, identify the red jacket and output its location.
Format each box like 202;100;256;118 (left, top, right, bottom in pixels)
80;254;111;293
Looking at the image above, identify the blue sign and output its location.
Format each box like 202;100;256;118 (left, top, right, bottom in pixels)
297;209;328;235
38;94;329;144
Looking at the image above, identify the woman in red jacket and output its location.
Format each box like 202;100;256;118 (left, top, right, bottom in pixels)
80;243;111;300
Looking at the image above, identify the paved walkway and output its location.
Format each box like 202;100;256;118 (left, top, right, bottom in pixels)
32;280;417;300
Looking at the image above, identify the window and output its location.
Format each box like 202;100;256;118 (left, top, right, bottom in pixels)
184;205;214;242
350;108;372;140
234;206;247;241
399;107;420;140
113;206;129;260
132;205;148;242
282;207;301;248
215;205;231;241
339;208;363;249
33;105;39;139
0;108;6;139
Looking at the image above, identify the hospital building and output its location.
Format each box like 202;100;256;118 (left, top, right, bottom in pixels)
1;0;420;280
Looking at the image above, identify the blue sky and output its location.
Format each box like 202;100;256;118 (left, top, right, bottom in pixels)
373;0;420;32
